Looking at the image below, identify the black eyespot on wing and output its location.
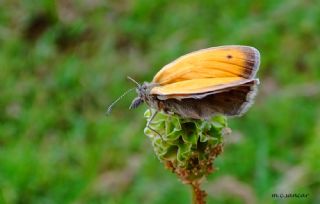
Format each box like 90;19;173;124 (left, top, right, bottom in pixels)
227;54;232;59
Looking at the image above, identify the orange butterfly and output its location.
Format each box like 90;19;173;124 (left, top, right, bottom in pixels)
108;45;260;131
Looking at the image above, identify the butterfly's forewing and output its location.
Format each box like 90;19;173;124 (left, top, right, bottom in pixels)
152;45;260;87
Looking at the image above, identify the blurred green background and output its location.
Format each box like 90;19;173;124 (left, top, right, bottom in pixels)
0;0;319;203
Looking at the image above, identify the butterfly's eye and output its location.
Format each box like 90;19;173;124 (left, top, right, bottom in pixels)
139;84;147;92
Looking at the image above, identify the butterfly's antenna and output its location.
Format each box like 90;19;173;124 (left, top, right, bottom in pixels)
127;76;140;87
106;88;135;115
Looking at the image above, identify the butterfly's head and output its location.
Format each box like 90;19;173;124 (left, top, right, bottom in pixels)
129;82;153;109
107;77;146;115
106;76;157;114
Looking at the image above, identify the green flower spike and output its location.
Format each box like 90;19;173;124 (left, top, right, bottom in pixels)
144;109;230;204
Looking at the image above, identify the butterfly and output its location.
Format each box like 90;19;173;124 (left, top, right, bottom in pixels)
108;45;260;135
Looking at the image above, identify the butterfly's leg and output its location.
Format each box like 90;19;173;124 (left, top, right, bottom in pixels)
147;109;163;140
147;109;158;126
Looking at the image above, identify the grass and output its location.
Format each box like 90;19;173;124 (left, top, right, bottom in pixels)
0;0;319;203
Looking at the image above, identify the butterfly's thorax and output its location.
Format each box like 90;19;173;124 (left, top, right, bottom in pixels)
138;82;161;109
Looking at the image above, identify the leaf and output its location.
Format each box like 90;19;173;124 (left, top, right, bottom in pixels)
181;122;199;144
177;142;192;164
